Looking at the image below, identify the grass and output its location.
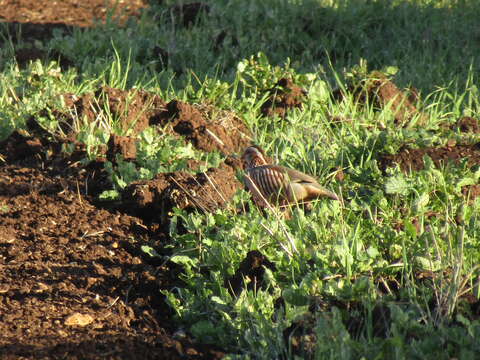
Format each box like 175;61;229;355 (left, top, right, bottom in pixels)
2;0;480;358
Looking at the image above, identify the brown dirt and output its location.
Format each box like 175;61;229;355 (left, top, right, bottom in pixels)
154;100;252;154
334;72;426;126
0;0;258;356
0;1;244;355
0;127;110;199
107;134;137;161
0;82;254;357
392;211;439;234
0;132;226;359
379;143;480;172
170;2;210;27
0;0;147;28
282;313;316;358
453;116;480;133
380;142;480;204
462;184;480;203
260;78;307;118
57;89;252;156
122;157;243;224
12;44;75;70
57;87;167;138
224;250;276;296
372;75;422;125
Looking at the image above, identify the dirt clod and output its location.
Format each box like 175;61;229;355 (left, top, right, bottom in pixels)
261;78;307;118
156;100;252;154
0;131;44;162
224;250;276;296
462;184;480;203
58;86;166;137
373;76;421;125
283;313;317;358
171;2;210;27
107;134;137;161
454;116;480;133
335;72;426;126
122;161;242;223
379;144;480;172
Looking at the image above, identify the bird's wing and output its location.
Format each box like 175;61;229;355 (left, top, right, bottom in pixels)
268;165;319;184
270;165;339;201
246;165;287;189
245;165;339;203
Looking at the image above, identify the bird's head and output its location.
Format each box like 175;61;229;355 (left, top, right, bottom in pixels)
241;145;268;169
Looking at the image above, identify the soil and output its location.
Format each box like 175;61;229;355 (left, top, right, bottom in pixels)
0;85;250;357
380;137;480;204
371;74;424;125
379;143;480;173
462;184;480;203
0;129;226;359
121;157;244;224
107;135;137;161
55;89;252;157
3;1;207;72
0;0;147;28
155;100;252;154
261;78;307;118
334;72;426;126
453;116;480;133
57;87;167;138
224;250;276;296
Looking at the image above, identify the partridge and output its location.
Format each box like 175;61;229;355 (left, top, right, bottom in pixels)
241;146;339;209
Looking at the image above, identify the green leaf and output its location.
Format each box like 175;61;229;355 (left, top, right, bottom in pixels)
283;287;310;306
98;189;120;201
211;296;227;306
385;175;410;195
414;256;442;271
170;255;199;270
190;320;217;341
414;192;429;212
366;246;380;259
141;245;161;258
456;313;471;327
404;220;418;239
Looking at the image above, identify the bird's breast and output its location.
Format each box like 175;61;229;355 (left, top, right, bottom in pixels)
247;166;287;202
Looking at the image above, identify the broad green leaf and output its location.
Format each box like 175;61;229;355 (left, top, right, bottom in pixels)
385;175;410;195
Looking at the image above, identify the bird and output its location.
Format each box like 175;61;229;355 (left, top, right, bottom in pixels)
241;146;339;211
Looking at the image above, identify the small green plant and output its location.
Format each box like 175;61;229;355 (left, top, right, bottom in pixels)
0;202;10;214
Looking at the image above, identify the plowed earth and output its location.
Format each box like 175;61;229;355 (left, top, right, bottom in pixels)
0;128;227;358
